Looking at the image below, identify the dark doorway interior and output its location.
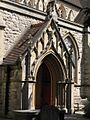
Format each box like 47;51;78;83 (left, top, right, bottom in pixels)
35;62;51;108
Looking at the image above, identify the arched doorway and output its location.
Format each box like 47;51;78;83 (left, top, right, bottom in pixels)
35;54;66;109
35;62;51;108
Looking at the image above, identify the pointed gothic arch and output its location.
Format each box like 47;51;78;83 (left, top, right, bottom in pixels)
63;32;79;83
2;16;77;113
36;0;44;11
32;43;67;81
67;10;75;21
35;50;67;109
63;32;80;59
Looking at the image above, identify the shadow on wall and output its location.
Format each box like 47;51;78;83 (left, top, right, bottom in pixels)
80;0;90;9
81;26;90;117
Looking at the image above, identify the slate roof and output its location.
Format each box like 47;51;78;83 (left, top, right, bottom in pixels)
2;22;44;65
2;20;51;65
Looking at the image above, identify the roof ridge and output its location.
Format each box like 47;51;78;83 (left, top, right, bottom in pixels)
31;22;44;27
2;19;51;65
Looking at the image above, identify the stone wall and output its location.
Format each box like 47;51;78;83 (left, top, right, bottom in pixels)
0;66;7;116
60;27;83;83
8;65;22;117
60;26;83;111
0;67;4;116
0;65;22;117
0;0;90;116
60;26;90;110
0;0;80;62
0;9;41;62
81;28;90;99
0;4;41;117
56;1;79;21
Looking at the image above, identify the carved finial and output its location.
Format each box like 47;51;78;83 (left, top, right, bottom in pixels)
46;0;58;21
46;0;55;19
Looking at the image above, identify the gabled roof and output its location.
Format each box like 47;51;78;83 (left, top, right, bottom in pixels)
2;18;75;68
2;22;44;65
2;20;51;65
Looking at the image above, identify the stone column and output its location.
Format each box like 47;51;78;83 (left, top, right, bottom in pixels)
22;51;30;109
0;13;5;64
0;13;5;116
57;81;66;111
67;47;74;114
82;27;90;116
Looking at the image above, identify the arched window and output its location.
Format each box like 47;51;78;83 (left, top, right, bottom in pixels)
64;33;79;83
57;4;66;19
64;37;75;64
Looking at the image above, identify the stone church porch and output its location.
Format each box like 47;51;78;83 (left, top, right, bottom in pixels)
1;0;90;119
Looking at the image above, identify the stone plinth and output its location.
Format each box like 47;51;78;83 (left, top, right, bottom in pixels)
13;109;40;120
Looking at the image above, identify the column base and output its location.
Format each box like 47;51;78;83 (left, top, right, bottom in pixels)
67;108;74;114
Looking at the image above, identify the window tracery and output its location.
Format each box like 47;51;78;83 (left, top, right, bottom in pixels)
64;38;75;64
64;33;79;83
